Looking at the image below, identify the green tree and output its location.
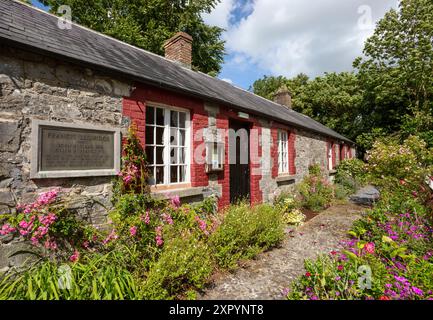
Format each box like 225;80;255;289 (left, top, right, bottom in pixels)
354;0;433;144
293;72;362;142
40;0;225;75
250;75;288;100
251;72;361;142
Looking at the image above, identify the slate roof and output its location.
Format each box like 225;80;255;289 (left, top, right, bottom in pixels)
0;0;354;143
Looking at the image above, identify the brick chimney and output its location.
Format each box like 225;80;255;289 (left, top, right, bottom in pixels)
273;85;292;108
164;32;193;69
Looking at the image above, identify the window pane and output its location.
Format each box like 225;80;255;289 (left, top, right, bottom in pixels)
179;147;185;164
170;165;178;183
145;126;154;145
170;128;177;146
146;107;154;125
179;165;186;182
156;108;164;126
179;129;185;146
155;166;164;185
147;166;155;185
170;111;178;127
145;146;154;165
156;127;164;145
156;147;164;165
179;112;186;128
170;147;177;164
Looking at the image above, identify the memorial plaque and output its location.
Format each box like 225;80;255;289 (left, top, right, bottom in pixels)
31;120;121;178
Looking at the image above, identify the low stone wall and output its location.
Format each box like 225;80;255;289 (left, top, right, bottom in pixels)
0;46;132;270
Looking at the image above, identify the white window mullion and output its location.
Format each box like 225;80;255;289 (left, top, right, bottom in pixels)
164;108;170;185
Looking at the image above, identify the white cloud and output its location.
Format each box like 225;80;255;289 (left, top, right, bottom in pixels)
221;78;234;84
202;0;235;29
206;0;399;78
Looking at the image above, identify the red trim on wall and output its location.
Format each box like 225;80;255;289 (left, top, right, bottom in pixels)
123;83;209;188
289;130;296;175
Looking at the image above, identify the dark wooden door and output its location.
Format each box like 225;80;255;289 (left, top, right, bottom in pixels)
229;120;250;204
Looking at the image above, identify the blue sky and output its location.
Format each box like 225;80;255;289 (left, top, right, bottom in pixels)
31;0;398;90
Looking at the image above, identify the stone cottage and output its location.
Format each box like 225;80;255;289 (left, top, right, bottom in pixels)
0;0;355;220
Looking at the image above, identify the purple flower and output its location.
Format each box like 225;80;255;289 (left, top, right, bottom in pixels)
394;275;409;284
412;286;424;296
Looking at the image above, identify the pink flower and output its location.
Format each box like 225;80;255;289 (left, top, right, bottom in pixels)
69;250;80;263
170;195;181;208
44;239;58;250
123;174;133;184
129;226;137;237
35;189;58;207
337;265;344;271
155;226;164;247
19;220;29;229
0;224;16;236
30;236;40;246
156;236;164;247
140;211;151;225
195;216;208;235
162;213;173;225
305;272;311;277
364;242;375;254
102;229;118;245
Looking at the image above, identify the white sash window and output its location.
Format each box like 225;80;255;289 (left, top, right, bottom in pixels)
145;105;190;185
278;130;289;174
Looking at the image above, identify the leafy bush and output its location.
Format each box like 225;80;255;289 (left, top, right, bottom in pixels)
142;232;213;299
335;158;367;194
0;251;142;300
288;253;389;300
297;164;335;212
209;203;285;269
288;187;433;300
276;196;305;226
366;135;433;194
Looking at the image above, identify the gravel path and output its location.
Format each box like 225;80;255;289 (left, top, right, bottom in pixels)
199;203;365;300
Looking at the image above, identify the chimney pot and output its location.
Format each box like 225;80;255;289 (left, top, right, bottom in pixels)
164;32;193;69
273;85;292;108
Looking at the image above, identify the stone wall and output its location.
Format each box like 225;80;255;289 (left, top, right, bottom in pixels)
0;46;132;270
259;127;330;202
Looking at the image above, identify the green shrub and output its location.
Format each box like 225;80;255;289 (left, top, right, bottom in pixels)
366;135;433;194
275;195;306;226
335;158;367;194
209;203;285;269
288;254;389;300
0;251;143;300
142;232;213;300
297;165;334;212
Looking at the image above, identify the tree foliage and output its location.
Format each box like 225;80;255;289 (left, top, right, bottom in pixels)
251;72;361;143
40;0;225;75
354;0;433;147
252;0;433;153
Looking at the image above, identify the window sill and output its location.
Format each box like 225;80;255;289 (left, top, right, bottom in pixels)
276;174;296;183
151;186;205;200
